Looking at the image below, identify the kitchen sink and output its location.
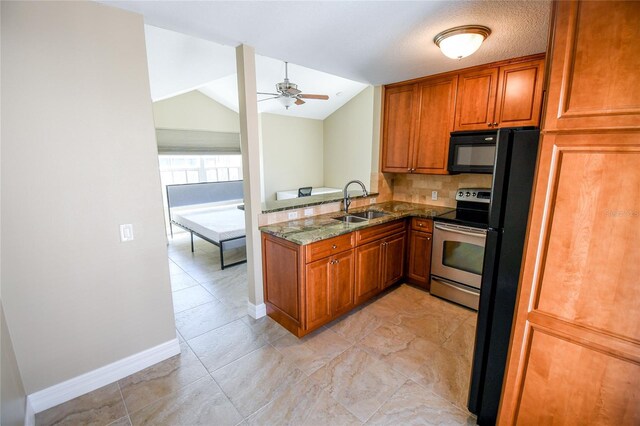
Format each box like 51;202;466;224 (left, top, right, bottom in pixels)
332;215;368;224
350;210;389;220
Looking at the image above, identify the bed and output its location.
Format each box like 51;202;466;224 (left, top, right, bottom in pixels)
166;181;246;270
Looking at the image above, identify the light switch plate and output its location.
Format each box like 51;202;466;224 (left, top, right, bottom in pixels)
431;191;438;201
287;211;298;220
120;224;134;242
304;208;314;216
369;197;377;204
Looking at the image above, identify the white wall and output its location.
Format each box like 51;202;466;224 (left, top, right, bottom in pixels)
152;90;240;133
260;113;324;201
323;86;375;189
1;1;175;394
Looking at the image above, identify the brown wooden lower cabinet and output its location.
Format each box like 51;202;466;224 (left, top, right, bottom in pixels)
263;218;423;337
406;230;433;290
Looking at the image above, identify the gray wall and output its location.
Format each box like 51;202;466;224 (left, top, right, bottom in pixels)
1;1;175;393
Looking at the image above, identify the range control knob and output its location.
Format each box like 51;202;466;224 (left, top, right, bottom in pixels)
458;191;464;197
465;191;471;197
472;192;477;197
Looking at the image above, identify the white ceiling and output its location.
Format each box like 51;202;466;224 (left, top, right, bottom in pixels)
144;25;368;119
102;1;551;85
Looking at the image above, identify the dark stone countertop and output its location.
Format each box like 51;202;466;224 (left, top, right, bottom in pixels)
259;201;455;245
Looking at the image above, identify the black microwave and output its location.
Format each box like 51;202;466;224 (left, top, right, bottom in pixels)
447;130;498;174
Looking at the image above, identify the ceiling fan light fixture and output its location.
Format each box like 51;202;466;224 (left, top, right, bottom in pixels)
279;96;296;109
434;25;491;60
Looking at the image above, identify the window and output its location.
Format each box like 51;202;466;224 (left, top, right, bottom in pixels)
159;154;243;186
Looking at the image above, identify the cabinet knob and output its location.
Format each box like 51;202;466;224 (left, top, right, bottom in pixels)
487;123;493;127
418;223;423;227
331;244;337;249
335;259;339;264
427;237;431;241
493;122;498;127
407;168;412;172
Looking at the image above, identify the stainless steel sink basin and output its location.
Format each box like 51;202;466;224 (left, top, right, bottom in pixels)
332;215;368;224
350;210;389;220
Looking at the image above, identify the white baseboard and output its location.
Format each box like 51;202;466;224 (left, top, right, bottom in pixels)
24;396;35;426
247;301;266;319
28;338;180;413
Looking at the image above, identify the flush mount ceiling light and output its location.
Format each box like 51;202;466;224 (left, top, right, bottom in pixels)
434;25;491;60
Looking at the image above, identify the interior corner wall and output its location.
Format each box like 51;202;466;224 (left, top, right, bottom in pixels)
1;302;27;426
323;86;375;189
1;1;175;394
152;90;240;133
260;113;324;201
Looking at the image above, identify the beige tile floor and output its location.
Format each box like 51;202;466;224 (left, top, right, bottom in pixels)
36;232;478;426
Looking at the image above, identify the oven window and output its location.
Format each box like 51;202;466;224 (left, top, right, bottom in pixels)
442;241;484;275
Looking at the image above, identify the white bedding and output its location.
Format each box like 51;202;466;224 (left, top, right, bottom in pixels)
171;202;245;243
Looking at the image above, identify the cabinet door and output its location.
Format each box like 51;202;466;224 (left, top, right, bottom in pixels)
454;67;499;131
413;76;457;174
407;231;432;290
354;240;382;304
494;59;544;128
331;250;355;317
305;258;332;330
381;232;406;289
381;84;418;173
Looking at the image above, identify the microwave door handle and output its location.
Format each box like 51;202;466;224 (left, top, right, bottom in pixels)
434;223;487;238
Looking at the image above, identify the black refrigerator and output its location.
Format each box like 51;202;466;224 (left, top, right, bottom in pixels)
467;128;540;425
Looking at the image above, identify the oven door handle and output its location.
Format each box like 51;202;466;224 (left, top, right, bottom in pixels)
434;223;487;238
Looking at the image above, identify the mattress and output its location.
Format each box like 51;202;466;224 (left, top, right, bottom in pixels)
171;202;245;243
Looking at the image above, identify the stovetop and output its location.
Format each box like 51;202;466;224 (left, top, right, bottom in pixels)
434;187;491;229
434;208;489;229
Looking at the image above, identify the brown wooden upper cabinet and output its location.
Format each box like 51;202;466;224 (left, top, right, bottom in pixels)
382;54;544;175
454;58;545;131
382;75;457;174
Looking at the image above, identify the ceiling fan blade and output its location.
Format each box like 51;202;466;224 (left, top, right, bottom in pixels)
299;94;329;100
257;96;280;102
257;92;280;96
285;87;301;96
295;98;306;105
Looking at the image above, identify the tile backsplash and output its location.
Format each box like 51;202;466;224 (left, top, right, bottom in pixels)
391;173;493;207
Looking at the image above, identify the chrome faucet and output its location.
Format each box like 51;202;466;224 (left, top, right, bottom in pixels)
343;180;368;214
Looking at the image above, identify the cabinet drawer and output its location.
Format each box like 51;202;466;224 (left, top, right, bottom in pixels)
305;233;354;263
356;220;406;245
411;217;433;233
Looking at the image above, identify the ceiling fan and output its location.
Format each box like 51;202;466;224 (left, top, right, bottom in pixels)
258;62;329;109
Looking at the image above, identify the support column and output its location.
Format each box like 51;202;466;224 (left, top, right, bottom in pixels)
235;44;265;318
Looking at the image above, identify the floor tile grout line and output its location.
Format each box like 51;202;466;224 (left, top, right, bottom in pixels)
116;381;130;420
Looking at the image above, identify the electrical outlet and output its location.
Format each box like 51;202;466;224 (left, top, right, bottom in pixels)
369;197;377;205
304;208;314;216
120;224;134;242
431;191;438;201
287;211;298;220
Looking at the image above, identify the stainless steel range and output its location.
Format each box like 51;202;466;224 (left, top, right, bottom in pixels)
430;188;491;310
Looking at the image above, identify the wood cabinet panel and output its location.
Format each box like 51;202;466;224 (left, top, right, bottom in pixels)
411;217;433;233
305;233;354;263
356;220;405;245
454;68;498;131
516;329;640;425
381;85;418;172
534;137;640;341
382;232;405;288
354;240;382;304
544;1;640;130
305;258;332;330
262;235;300;323
413;76;457;174
407;231;432;290
498;2;640;422
331;250;356;316
495;60;544;127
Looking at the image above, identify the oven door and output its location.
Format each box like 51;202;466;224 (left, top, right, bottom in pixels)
431;222;487;289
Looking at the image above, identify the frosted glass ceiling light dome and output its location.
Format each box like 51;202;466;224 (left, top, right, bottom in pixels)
434;25;491;60
279;96;296;109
